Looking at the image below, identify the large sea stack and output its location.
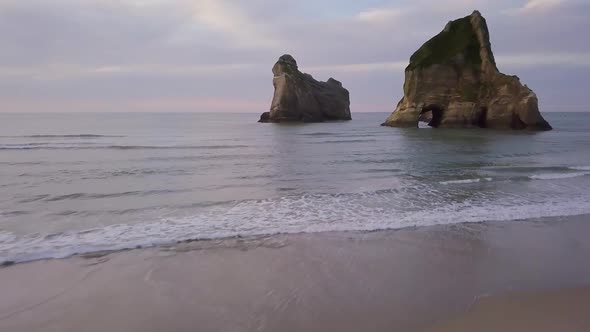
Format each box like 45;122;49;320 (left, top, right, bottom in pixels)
259;55;352;123
382;11;552;130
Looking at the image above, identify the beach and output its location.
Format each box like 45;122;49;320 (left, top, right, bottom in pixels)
2;2;590;331
2;215;590;332
425;287;590;332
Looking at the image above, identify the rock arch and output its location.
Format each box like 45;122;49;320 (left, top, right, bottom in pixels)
420;104;444;128
381;11;552;131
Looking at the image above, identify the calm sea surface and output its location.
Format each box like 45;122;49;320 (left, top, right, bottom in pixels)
1;112;589;263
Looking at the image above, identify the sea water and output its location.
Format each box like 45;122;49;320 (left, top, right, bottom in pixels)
1;112;589;263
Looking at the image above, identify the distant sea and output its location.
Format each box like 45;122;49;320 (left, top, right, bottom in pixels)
1;112;589;263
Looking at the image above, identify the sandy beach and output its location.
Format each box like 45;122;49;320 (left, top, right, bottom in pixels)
425;286;590;332
2;215;590;332
2;1;590;331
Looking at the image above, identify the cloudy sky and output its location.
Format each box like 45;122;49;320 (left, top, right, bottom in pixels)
1;0;588;113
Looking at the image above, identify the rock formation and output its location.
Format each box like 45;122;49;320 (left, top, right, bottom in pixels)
382;11;552;130
259;55;352;123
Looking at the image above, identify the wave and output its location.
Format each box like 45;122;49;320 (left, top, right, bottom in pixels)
43;201;233;218
0;161;47;166
352;158;405;164
232;174;276;180
311;139;377;144
301;132;379;138
440;172;590;184
457;165;590;182
44;189;191;202
529;172;589;180
0;210;30;217
106;145;249;150
440;178;492;185
364;168;403;174
18;194;50;203
3;186;590;264
483;165;568;171
300;132;335;137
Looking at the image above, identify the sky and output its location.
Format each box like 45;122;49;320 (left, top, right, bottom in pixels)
0;0;588;113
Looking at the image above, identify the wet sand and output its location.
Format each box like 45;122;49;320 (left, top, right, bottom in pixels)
1;215;590;332
424;286;590;332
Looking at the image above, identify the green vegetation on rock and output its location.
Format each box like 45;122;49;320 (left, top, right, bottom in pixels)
461;83;478;102
383;11;552;131
406;15;482;71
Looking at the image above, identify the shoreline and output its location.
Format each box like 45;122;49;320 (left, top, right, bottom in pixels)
2;215;590;331
3;213;590;267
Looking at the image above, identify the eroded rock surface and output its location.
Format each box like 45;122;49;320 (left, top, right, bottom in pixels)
382;11;551;130
259;55;351;123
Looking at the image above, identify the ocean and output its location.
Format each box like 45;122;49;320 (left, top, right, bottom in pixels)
1;112;589;263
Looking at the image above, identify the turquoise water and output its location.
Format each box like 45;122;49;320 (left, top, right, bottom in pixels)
1;112;589;263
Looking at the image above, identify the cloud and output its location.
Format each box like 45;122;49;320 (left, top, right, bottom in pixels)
0;63;260;80
126;97;268;112
6;50;588;82
0;0;589;113
505;0;566;15
189;0;283;49
1;97;268;112
0;61;410;81
497;52;590;68
356;8;405;24
304;61;408;74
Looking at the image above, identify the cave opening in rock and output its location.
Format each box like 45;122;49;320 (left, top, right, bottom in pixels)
476;107;488;128
420;105;444;128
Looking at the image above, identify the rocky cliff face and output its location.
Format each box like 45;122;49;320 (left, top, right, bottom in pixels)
259;55;351;123
382;11;552;130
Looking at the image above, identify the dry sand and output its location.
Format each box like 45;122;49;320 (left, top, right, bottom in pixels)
1;216;590;332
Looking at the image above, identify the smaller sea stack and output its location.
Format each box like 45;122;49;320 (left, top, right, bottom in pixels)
259;55;352;123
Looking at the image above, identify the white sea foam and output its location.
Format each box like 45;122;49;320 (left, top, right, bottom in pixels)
2;189;590;264
440;178;493;185
530;172;589;180
569;166;590;171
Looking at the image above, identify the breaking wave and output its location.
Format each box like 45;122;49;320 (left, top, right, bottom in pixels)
440;178;493;185
529;172;589;180
2;186;590;264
